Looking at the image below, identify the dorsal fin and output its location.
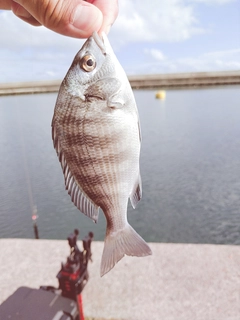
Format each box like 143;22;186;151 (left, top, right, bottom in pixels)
52;125;99;223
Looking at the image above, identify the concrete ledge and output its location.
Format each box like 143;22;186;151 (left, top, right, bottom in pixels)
128;70;240;89
0;71;239;96
0;80;61;96
0;239;240;320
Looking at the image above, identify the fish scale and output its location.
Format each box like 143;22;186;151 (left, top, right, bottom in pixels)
52;32;152;276
65;105;124;209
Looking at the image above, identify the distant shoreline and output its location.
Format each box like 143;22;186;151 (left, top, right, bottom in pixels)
0;70;240;96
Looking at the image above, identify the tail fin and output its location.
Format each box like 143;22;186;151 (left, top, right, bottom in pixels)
100;224;152;277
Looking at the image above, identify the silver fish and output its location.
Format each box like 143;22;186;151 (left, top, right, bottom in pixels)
52;32;152;276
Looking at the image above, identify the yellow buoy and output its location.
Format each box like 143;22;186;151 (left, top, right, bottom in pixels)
155;90;166;100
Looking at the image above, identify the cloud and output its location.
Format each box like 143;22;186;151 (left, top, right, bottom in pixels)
130;47;240;74
1;1;203;53
109;0;204;47
1;0;205;82
0;11;84;51
190;0;235;4
0;0;238;82
0;10;85;82
203;48;240;58
144;49;166;61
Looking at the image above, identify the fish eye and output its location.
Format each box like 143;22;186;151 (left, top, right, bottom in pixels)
80;55;96;72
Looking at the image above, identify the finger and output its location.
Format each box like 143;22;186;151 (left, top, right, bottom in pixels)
11;1;41;26
12;0;103;38
89;0;118;34
0;0;12;10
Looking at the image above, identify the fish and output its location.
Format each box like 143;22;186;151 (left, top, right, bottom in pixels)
52;31;152;276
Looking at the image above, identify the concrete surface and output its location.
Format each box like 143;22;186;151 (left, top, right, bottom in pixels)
0;239;240;320
0;71;240;95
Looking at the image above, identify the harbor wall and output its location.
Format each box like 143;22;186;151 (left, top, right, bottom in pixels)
0;70;240;96
1;239;240;320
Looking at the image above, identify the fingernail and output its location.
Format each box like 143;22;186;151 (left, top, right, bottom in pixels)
73;5;101;31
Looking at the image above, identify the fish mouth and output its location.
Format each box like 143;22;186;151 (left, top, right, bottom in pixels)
92;31;106;55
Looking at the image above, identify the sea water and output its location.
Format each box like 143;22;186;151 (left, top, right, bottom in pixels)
0;86;240;244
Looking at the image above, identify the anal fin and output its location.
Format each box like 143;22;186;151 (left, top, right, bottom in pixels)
130;174;142;209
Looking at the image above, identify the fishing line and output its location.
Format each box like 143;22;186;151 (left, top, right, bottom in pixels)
16;103;38;236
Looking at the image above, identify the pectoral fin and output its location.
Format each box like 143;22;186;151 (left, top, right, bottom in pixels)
107;94;125;109
87;77;124;108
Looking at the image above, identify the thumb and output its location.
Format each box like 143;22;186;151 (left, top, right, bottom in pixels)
11;0;103;38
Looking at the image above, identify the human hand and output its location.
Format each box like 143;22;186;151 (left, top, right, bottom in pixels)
1;0;118;38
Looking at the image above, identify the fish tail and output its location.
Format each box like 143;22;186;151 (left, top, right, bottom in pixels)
100;224;152;277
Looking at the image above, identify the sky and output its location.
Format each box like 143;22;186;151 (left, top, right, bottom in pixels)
0;0;239;83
